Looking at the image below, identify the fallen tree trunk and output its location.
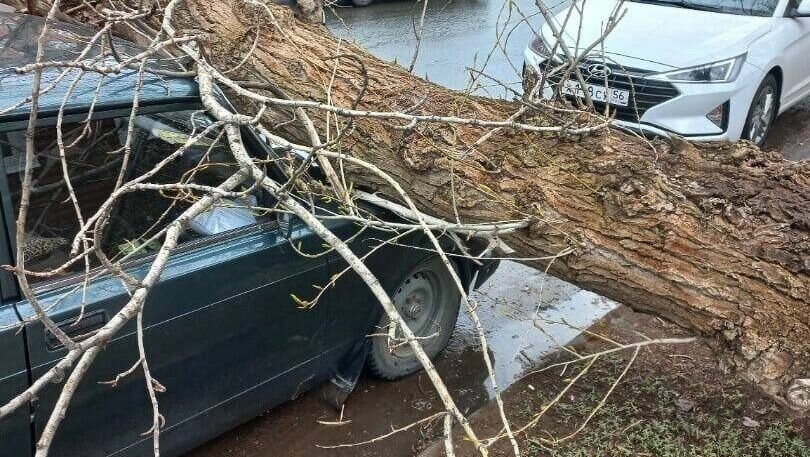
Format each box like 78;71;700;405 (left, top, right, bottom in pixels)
107;0;810;410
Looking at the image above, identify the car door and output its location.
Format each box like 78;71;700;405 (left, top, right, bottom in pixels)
1;114;331;456
776;4;810;107
0;305;31;457
0;168;32;457
15;219;331;456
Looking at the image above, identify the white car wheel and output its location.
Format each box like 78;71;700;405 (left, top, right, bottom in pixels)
743;74;778;147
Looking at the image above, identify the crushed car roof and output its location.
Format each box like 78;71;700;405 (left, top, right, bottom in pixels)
0;12;199;122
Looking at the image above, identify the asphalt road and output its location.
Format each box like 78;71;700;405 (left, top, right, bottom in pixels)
326;0;568;95
188;2;809;456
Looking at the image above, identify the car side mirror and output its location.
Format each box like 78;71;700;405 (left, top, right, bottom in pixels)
791;0;810;16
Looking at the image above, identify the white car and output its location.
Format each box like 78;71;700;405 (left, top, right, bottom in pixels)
523;0;810;145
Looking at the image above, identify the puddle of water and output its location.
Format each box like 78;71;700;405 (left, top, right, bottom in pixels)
451;261;616;400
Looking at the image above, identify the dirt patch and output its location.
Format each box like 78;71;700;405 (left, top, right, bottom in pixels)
425;306;810;457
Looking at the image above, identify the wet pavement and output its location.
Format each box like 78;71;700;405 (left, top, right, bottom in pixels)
325;0;568;94
189;1;810;456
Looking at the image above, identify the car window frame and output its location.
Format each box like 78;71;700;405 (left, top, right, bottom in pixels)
0;103;285;297
782;0;807;16
26;219;281;295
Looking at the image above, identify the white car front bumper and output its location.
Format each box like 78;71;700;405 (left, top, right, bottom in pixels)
523;48;764;142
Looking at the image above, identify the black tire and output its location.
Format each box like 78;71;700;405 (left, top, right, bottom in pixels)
742;74;779;147
352;0;373;6
367;257;461;380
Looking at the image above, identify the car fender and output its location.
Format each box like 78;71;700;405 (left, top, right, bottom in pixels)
746;21;781;73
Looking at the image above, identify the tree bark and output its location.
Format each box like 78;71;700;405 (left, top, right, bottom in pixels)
120;0;810;410
292;0;323;26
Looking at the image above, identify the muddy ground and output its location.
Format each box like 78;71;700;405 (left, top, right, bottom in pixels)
187;2;810;456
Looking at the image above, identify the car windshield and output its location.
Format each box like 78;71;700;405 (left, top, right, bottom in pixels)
628;0;780;16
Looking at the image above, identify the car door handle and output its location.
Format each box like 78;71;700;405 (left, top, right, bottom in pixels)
45;310;108;350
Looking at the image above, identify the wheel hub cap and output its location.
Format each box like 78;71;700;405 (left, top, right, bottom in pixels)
392;271;439;338
404;295;423;318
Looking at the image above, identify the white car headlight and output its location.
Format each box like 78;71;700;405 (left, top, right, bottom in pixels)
655;55;746;83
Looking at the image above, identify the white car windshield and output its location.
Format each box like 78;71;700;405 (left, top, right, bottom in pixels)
628;0;780;16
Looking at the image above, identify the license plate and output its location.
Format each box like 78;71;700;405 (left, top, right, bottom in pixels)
561;80;629;107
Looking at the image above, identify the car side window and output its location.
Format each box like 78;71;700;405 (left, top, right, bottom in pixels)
1;110;270;286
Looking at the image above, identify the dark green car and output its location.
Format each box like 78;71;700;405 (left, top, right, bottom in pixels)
0;13;498;456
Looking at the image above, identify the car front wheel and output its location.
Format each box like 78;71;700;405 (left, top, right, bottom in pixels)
743;74;778;147
368;256;461;380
